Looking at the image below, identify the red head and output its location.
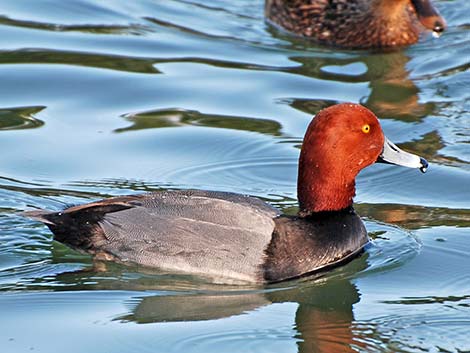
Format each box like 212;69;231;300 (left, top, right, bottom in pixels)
297;103;427;216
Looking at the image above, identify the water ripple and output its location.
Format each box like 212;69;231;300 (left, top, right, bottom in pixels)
359;222;421;277
354;310;470;353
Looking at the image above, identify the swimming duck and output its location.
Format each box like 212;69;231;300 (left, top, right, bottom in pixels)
24;104;428;284
265;0;446;48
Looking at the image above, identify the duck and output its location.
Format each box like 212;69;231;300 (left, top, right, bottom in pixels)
265;0;446;48
24;103;428;284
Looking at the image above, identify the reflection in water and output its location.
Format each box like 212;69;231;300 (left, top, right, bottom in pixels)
0;49;159;74
116;258;370;353
360;53;435;121
357;203;470;229
116;108;282;136
0;106;45;130
399;130;468;166
383;294;470;305
284;98;338;117
119;292;270;323
287;51;435;122
0;15;149;35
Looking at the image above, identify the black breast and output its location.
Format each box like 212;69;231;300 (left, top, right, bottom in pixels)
263;209;369;282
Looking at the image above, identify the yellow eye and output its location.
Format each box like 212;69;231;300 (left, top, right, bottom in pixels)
362;124;370;134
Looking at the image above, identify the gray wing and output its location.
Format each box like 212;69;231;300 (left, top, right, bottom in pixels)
99;190;280;283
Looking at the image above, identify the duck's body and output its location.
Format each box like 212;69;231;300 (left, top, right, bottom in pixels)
26;190;367;284
24;104;428;284
265;0;446;48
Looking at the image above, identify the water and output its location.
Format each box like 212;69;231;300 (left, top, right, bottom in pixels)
0;0;469;352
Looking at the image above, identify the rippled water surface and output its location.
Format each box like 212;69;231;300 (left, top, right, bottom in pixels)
1;1;469;352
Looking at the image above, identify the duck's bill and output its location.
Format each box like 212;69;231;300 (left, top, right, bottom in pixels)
376;137;428;173
411;0;446;33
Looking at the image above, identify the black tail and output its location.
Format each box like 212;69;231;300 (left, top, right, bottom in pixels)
21;209;57;225
22;208;101;251
22;202;133;251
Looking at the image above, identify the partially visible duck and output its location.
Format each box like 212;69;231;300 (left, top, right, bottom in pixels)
265;0;446;48
24;104;428;284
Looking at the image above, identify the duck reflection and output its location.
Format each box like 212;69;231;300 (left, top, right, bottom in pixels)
286;50;435;122
117;259;369;353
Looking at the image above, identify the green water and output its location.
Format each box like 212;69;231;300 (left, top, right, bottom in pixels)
0;1;469;352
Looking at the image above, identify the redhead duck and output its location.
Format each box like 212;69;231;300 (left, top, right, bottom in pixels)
24;104;428;284
265;0;446;48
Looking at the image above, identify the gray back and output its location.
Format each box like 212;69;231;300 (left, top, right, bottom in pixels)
99;190;280;284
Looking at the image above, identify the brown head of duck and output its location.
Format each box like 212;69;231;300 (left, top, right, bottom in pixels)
265;0;446;48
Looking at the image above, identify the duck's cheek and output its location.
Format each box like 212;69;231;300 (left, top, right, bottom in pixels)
356;156;375;170
354;154;377;171
367;143;384;161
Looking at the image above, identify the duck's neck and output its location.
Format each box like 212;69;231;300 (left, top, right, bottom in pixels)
297;164;357;217
297;125;358;216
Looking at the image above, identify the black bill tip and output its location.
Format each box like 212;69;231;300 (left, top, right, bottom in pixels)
419;157;429;173
433;20;446;33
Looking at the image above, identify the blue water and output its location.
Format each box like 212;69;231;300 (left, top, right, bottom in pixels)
0;1;469;352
